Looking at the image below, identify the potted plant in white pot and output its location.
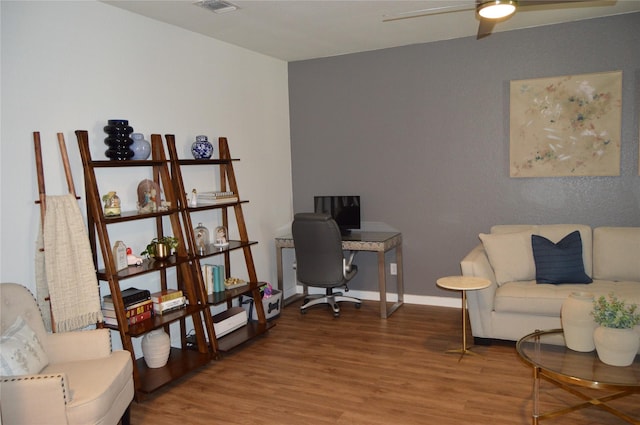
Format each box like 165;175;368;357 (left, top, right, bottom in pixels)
592;293;640;366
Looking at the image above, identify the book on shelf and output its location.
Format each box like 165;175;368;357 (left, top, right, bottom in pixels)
103;287;150;307
153;296;187;314
213;265;224;293
197;191;235;199
102;297;152;311
195;191;238;205
103;309;152;326
150;289;183;304
202;264;215;295
196;196;239;206
202;264;226;294
102;299;153;318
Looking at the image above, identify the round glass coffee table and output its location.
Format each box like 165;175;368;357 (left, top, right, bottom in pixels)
516;329;640;424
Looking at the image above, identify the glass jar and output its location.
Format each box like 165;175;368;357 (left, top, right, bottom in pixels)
194;222;210;254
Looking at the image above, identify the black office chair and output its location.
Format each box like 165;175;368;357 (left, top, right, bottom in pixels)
292;213;361;317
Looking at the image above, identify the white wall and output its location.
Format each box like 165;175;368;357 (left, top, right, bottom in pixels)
1;1;293;297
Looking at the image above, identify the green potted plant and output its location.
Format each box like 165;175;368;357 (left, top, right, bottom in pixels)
591;293;640;366
141;236;179;260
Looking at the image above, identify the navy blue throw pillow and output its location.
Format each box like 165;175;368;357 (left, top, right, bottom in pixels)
531;231;593;284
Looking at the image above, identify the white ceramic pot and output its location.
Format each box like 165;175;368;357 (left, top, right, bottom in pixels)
141;329;171;368
593;326;640;367
561;292;597;352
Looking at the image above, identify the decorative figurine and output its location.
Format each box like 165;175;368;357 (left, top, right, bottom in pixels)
126;247;143;266
137;179;171;213
102;191;121;216
190;189;198;207
113;241;128;271
213;225;229;247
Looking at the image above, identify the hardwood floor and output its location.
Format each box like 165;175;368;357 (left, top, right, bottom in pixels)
131;301;639;425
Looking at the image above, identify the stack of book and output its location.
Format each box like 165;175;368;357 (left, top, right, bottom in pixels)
196;191;238;205
151;289;187;315
202;264;226;294
102;287;152;326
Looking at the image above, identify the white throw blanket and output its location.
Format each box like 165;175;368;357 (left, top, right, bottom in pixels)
37;194;103;332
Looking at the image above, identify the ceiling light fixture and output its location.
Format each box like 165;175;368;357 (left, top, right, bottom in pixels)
194;0;239;14
477;0;517;19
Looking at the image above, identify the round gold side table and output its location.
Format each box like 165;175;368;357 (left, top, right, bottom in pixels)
436;275;491;360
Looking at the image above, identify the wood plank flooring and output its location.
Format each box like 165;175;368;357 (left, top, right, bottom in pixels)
130;301;639;425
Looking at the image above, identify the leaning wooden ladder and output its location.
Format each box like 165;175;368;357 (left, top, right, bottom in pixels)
33;131;83;332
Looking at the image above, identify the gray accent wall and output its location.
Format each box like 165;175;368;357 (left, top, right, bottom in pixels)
288;13;640;299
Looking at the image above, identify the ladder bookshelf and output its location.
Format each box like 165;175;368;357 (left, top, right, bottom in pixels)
76;130;215;400
163;134;274;354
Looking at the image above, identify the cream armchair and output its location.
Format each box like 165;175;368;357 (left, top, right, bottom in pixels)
0;283;134;425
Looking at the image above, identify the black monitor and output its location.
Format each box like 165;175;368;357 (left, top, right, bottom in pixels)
314;195;361;234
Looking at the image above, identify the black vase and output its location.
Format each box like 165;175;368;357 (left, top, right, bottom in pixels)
104;119;134;160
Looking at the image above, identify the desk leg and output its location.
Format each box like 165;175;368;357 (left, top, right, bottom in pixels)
276;245;283;294
278;245;306;307
378;245;404;319
378;246;404;319
378;251;387;318
396;244;404;305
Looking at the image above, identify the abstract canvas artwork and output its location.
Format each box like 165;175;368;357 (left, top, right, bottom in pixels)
510;71;622;177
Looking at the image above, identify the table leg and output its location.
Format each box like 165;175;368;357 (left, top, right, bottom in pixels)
462;289;467;352
533;366;540;425
446;289;481;360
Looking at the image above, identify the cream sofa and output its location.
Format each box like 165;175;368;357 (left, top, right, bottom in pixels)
460;224;640;343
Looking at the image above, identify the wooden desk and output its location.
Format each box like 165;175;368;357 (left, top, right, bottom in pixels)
275;231;404;318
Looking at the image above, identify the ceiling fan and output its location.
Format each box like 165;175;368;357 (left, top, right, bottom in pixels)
383;0;591;39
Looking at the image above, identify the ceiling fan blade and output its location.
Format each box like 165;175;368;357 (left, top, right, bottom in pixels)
476;17;497;39
485;0;592;35
383;3;474;22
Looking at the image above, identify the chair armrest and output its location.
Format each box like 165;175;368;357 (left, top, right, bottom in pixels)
1;373;70;424
44;328;112;363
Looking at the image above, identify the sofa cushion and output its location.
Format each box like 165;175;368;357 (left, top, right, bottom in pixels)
479;230;536;286
492;224;593;276
0;316;49;376
532;231;592;284
593;227;640;282
494;280;640;316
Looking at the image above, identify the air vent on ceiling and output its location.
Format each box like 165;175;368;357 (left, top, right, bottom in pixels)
194;0;239;14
